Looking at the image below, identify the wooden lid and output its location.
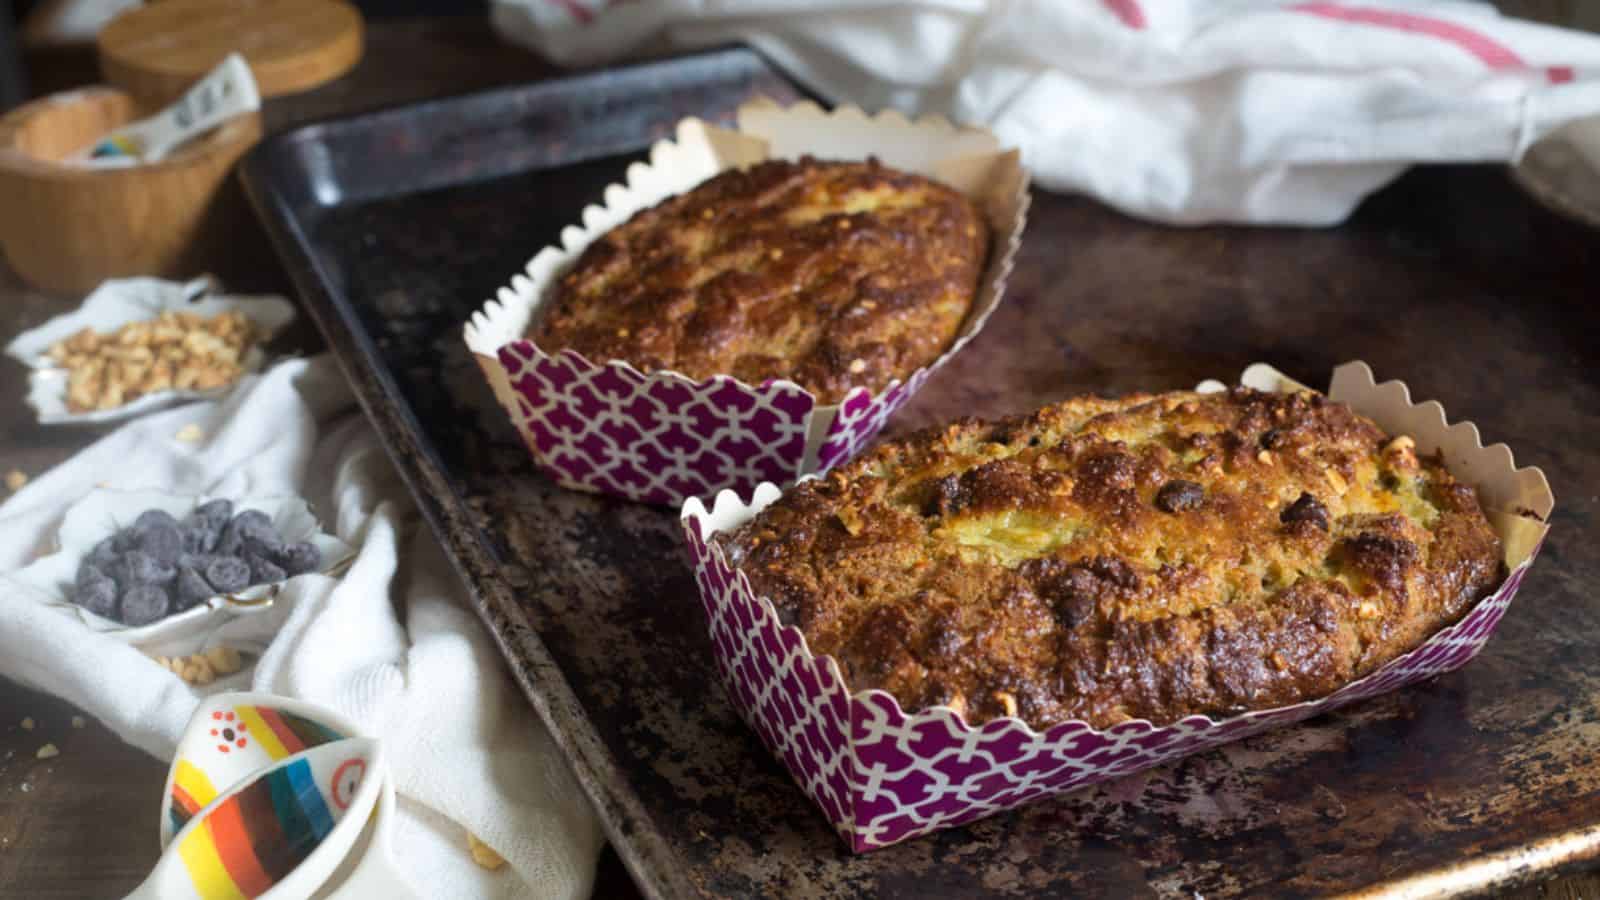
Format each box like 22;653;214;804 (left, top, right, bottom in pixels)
98;0;363;104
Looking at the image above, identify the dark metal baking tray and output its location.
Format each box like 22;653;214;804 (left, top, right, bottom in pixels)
240;46;1599;899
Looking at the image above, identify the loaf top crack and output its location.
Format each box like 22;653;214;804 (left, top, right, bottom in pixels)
721;386;1503;729
530;157;989;405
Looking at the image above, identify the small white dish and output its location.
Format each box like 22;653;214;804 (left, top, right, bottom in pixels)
3;275;296;425
6;488;353;653
153;692;417;899
130;737;389;900
144;693;418;900
160;692;365;848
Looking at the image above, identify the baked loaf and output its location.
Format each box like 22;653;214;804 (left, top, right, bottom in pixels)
530;157;989;405
721;387;1503;729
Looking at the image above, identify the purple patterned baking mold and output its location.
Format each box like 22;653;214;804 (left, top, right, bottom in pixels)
495;345;817;506
678;362;1554;852
464;100;1030;507
681;509;1537;852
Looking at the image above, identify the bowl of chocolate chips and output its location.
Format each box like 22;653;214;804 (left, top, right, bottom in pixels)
8;489;353;649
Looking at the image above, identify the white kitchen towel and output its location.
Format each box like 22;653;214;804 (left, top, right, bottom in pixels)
492;0;1600;225
0;356;604;900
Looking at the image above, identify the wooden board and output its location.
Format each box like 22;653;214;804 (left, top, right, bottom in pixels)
97;0;362;104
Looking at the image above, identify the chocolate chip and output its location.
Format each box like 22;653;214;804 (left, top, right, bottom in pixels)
204;557;250;593
132;509;180;532
121;550;175;586
1281;492;1330;531
74;571;117;619
191;499;234;531
1337;532;1418;593
922;474;963;517
135;522;182;566
119;584;171;626
174;568;214;611
1260;428;1285;450
1155;479;1205;513
245;552;286;585
274;541;320;576
179;524;214;554
232;510;284;556
87;537;119;568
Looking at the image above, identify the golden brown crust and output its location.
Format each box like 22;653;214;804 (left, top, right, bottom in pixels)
721;387;1503;729
530;157;989;405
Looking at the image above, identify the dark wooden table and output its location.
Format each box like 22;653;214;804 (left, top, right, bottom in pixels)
0;14;1596;900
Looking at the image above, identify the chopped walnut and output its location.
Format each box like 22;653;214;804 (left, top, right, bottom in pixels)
467;832;507;871
1383;434;1419;470
47;311;258;413
945;694;968;719
1324;468;1349;496
993;691;1019;718
203;646;243;676
150;646;246;684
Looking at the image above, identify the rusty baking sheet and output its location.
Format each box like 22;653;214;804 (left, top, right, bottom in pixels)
240;47;1599;898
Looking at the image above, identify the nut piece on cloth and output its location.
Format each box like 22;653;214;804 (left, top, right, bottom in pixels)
467;832;507;871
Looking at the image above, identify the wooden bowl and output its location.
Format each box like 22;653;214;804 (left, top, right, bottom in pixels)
0;86;262;294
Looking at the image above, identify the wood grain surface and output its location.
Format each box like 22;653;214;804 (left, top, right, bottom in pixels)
0;86;262;293
97;0;363;104
0;13;1597;900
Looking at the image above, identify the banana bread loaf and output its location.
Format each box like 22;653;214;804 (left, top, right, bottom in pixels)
530;157;989;405
720;386;1503;729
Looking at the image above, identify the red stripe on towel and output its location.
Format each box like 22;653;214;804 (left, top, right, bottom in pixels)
1291;3;1524;70
546;0;593;25
1102;0;1146;30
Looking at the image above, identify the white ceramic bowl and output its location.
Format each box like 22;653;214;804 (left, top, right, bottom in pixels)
3;275;296;425
6;488;353;653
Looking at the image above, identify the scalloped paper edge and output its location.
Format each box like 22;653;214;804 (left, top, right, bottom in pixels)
465;98;1029;496
680;360;1554;843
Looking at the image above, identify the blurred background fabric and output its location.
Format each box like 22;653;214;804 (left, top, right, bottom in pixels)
491;0;1600;226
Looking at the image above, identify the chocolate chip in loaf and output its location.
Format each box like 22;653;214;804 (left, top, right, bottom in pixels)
1338;532;1419;593
1281;492;1330;531
922;473;964;517
1155;479;1205;513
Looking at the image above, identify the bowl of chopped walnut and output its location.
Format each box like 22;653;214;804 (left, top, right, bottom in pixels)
4;275;295;424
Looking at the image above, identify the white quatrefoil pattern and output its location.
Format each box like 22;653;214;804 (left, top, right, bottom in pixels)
499;345;813;505
682;514;1539;852
496;343;948;506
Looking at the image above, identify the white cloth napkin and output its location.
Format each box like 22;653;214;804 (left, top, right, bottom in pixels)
0;356;603;900
491;0;1600;225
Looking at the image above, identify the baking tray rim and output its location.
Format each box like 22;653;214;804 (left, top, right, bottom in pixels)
235;47;1600;899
